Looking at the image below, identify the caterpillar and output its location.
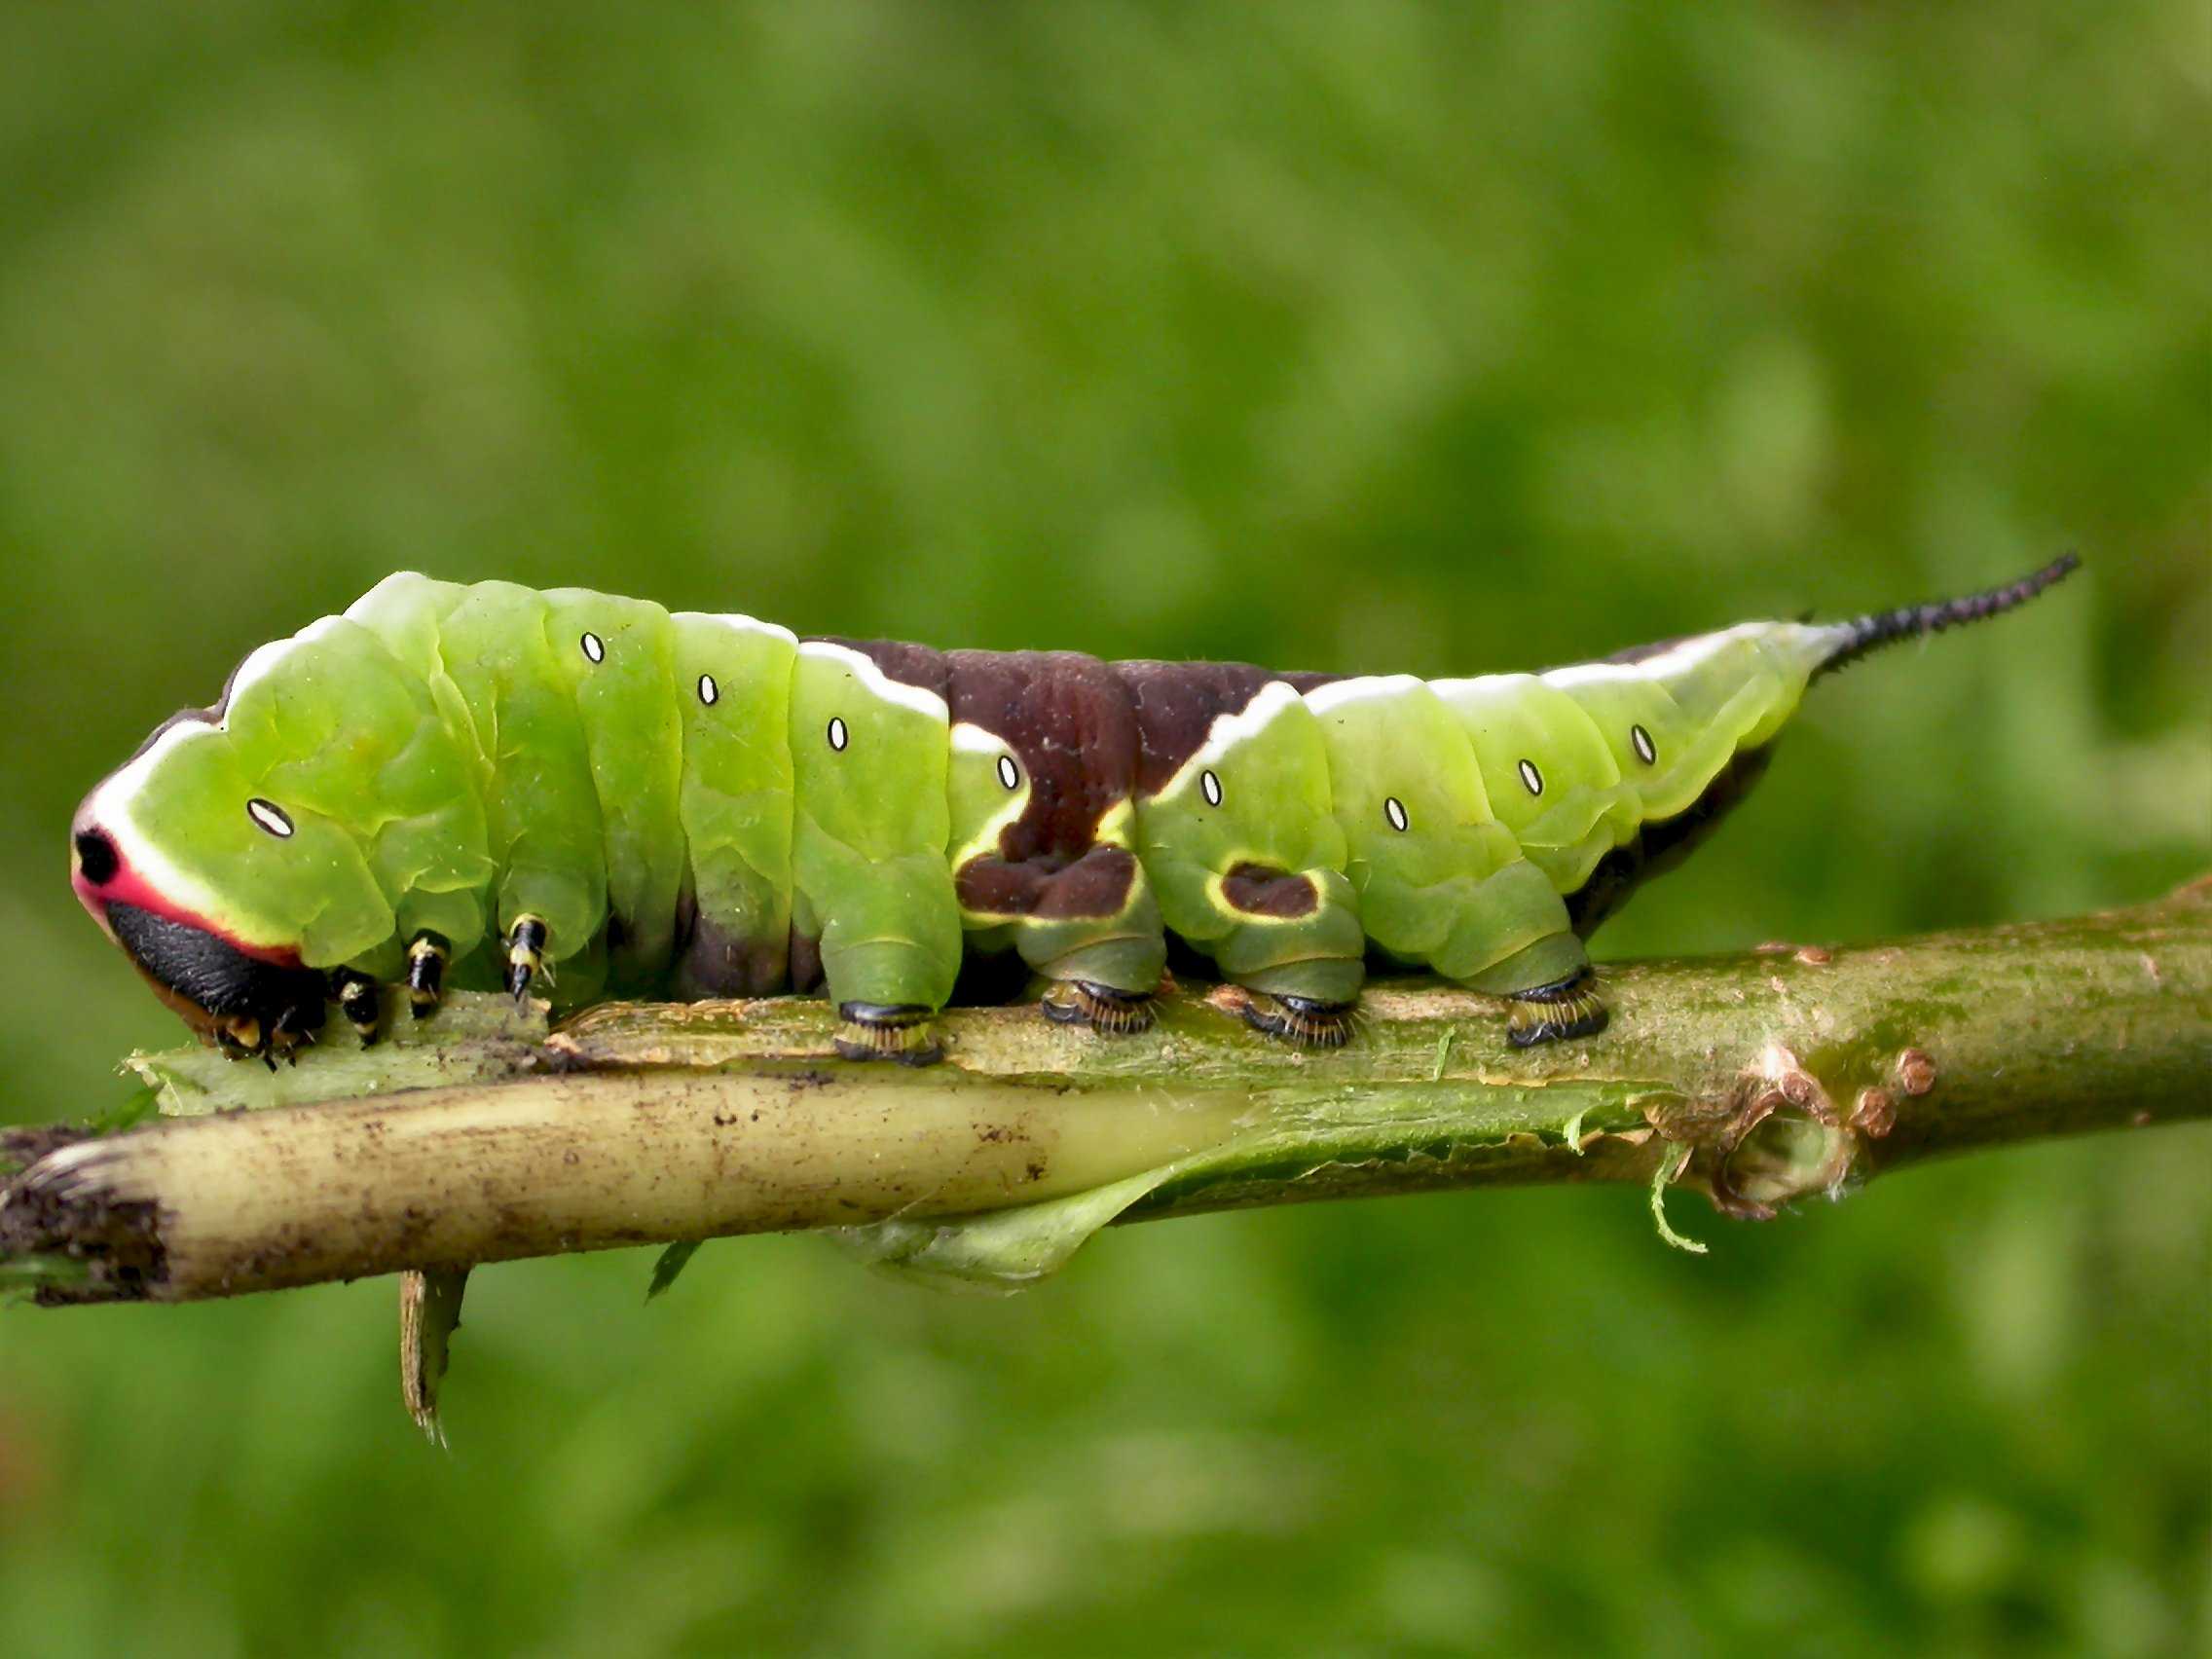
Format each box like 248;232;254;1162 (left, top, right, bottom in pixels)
70;558;2078;1066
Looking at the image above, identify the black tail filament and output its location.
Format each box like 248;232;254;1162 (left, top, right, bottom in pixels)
1816;553;2081;680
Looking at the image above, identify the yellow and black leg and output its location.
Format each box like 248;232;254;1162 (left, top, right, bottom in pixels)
807;851;962;1066
1039;978;1160;1035
332;968;382;1046
1020;856;1169;1038
1238;990;1359;1049
833;1002;942;1066
1440;865;1610;1050
1212;866;1367;1050
267;1002;318;1066
503;915;549;1006
214;1017;262;1064
1502;966;1609;1048
406;931;451;1019
215;1009;317;1070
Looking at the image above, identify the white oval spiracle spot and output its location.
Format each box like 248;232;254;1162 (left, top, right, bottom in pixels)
246;798;295;839
996;755;1020;791
697;673;719;706
1631;723;1657;765
827;716;850;752
580;631;606;664
1199;769;1224;808
1384;795;1410;833
1517;758;1543;796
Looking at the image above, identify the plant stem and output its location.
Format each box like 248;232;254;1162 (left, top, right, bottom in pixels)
5;879;2206;1307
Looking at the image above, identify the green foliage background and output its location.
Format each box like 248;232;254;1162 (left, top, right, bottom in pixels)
1;4;2205;1654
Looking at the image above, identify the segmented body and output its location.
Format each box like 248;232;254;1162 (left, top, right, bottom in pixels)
69;562;2078;1062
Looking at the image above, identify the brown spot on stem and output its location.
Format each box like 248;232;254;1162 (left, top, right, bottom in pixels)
1206;982;1255;1018
1895;1049;1936;1096
1852;1088;1896;1137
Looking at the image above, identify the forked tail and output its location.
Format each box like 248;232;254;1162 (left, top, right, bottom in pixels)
1815;553;2081;680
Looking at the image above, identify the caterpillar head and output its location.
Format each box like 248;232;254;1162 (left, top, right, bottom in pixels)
71;639;399;1059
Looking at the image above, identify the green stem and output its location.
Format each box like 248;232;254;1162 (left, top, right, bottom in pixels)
4;878;2206;1307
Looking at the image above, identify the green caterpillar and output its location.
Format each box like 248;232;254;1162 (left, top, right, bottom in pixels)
70;559;2077;1065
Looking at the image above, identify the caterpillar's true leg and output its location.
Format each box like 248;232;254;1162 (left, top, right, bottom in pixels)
332;968;382;1046
214;1017;260;1063
267;1004;318;1067
406;931;451;1019
1502;965;1609;1048
214;1008;315;1069
503;914;549;1006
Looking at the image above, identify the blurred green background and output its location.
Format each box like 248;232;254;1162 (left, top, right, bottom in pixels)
1;3;2205;1654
